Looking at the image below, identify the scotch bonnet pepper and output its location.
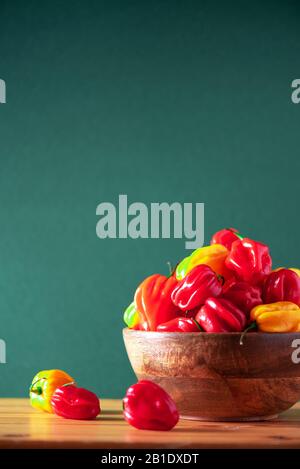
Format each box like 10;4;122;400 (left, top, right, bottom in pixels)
171;264;222;311
123;380;179;431
30;369;74;413
51;384;100;420
196;297;247;333
250;302;300;332
225;238;272;285
222;278;262;314
176;244;230;281
134;274;180;331
123;302;140;329
211;228;242;250
263;269;300;306
273;267;300;277
156;317;201;332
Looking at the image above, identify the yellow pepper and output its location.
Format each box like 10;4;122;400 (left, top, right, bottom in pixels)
176;244;229;280
250;301;300;333
30;369;74;413
273;267;300;277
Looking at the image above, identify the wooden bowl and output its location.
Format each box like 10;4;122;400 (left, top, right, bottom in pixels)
123;328;300;421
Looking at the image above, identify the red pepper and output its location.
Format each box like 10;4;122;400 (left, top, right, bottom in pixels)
156;317;201;332
51;384;100;420
222;278;262;314
123;380;179;431
225;238;272;285
134;274;180;331
195;297;247;332
263;268;300;306
171;264;222;311
211;227;242;250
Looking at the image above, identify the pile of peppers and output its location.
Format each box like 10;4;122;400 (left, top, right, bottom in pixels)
124;228;300;335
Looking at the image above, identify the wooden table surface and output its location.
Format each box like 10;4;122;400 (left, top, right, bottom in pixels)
0;399;300;449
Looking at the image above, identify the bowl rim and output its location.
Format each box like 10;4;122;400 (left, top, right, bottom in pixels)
123;327;300;339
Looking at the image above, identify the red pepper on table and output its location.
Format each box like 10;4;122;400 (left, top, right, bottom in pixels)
51;384;100;420
222;278;262;314
134;274;180;331
123;380;179;431
171;264;222;311
195;297;247;332
156;317;202;332
211;228;242;250
262;268;300;306
225;238;272;285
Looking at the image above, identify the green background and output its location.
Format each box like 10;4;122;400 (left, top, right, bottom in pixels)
0;0;299;397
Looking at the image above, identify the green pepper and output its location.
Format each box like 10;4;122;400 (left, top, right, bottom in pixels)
123;302;140;329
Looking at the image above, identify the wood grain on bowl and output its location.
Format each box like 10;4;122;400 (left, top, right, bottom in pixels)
123;328;300;421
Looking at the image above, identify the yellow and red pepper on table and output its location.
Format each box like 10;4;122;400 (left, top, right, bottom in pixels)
29;369;179;431
124;227;300;334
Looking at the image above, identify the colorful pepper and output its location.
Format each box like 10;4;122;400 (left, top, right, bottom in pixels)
250;301;300;332
30;369;74;413
134;274;180;331
273;267;300;277
123;380;179;431
123;302;140;329
51;384;100;420
196;297;247;333
176;244;229;281
222;278;262;314
290;268;300;277
263;269;300;306
156;317;201;332
211;228;242;250
171;264;222;310
225;238;272;285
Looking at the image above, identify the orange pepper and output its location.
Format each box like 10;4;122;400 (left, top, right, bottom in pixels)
176;244;230;280
250;302;300;333
30;369;74;413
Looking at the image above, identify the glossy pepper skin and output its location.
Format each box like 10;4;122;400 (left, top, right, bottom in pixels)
273;267;300;277
51;384;100;420
211;228;242;250
222;278;262;314
123;302;140;329
263;269;300;306
225;238;272;286
171;264;222;310
134;274;180;331
196;297;247;333
156;317;201;332
123;380;179;431
176;244;230;281
30;369;74;413
250;302;300;332
290;268;300;277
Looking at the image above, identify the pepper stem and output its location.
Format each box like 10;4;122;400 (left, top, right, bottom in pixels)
166;261;178;278
30;377;47;393
193;319;204;332
217;274;225;285
234;231;243;240
239;322;257;346
166;261;173;276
